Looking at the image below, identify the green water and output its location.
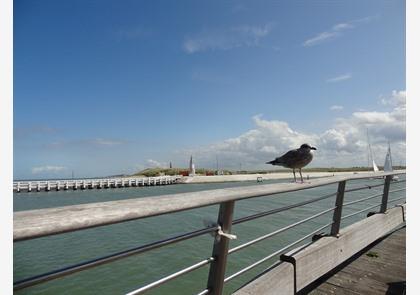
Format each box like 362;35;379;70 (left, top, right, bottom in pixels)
14;177;405;295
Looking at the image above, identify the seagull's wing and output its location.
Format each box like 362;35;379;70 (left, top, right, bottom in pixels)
277;149;301;166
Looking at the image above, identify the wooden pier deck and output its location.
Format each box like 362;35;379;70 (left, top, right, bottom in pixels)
305;226;406;295
233;203;405;295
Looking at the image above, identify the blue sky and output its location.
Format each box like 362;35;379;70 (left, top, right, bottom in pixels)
14;0;406;179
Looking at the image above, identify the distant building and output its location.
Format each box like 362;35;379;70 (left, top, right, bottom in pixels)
169;162;172;169
189;155;196;176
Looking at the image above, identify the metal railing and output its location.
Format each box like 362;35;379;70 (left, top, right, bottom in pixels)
13;171;406;295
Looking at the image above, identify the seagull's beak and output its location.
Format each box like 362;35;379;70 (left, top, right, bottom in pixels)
311;147;317;150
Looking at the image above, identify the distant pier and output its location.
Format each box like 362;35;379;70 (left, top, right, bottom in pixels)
13;176;182;193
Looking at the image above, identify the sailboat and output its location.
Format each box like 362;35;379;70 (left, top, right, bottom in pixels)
383;142;399;180
372;158;379;172
384;143;392;172
367;129;379;172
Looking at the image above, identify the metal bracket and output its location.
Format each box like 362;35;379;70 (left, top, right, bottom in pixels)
280;254;297;294
395;204;406;222
312;232;327;242
367;211;377;217
217;226;237;240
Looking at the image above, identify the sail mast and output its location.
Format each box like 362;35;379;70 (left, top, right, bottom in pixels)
367;129;371;168
388;141;393;168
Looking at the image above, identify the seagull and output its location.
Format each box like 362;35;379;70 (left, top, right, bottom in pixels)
266;144;317;182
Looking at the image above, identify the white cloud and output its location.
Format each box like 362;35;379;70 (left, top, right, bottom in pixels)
303;16;376;47
32;165;67;174
146;159;168;168
352;111;395;124
179;90;405;168
183;24;274;54
381;90;406;106
330;105;344;111
304;31;340;47
326;73;352;83
333;23;354;31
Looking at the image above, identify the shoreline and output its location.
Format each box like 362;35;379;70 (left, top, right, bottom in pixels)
179;170;405;184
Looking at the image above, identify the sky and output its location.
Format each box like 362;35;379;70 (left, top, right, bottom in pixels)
13;0;406;180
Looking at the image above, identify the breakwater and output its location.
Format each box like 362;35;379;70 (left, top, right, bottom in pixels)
13;176;181;192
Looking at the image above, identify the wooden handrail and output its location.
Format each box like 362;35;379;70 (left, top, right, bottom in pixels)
14;171;405;242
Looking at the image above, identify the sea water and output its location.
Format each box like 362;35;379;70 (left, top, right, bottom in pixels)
14;177;405;295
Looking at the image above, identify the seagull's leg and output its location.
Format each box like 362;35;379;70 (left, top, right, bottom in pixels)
299;168;303;183
293;169;296;182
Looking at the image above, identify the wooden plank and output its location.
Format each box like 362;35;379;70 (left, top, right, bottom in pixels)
323;270;390;294
14;172;404;241
291;205;405;291
309;281;362;295
233;263;295;295
234;205;405;295
309;227;405;295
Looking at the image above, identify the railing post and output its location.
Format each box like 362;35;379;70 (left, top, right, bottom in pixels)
330;181;346;236
380;175;393;213
207;201;235;295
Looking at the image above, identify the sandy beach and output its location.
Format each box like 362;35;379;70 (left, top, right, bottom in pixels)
179;170;405;184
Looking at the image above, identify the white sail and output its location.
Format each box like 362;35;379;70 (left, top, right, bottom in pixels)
384;152;392;172
367;129;379;173
384;143;393;172
372;160;379;172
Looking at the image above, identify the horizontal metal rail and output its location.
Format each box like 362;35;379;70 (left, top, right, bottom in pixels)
392;179;406;184
341;203;382;220
14;225;219;290
13;193;337;290
232;192;337;225
387;196;406;203
126;257;215;295
341;186;406;221
125;205;343;294
13;192;337;290
224;222;334;283
196;289;210;295
229;207;336;254
342;192;383;207
389;188;406;194
343;183;384;193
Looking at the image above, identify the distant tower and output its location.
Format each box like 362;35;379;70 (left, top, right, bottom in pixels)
189;155;196;176
169;162;172;169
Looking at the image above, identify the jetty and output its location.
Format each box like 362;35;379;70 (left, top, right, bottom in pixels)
13;175;182;192
13;171;406;294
